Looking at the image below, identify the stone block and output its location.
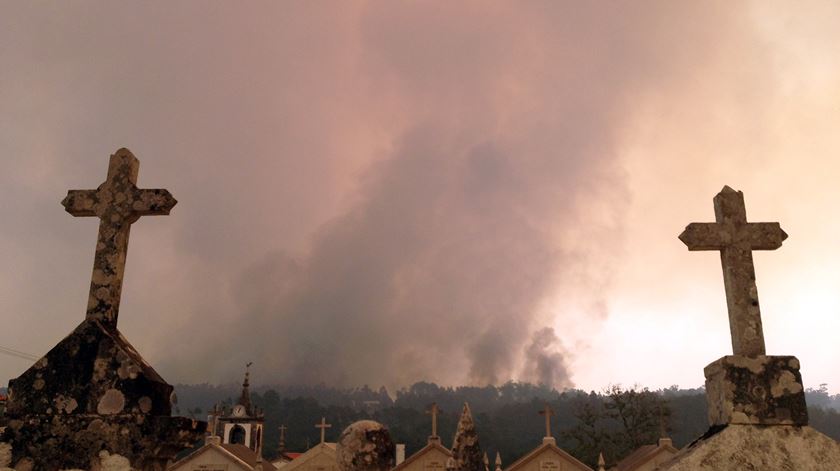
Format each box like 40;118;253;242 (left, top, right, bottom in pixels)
704;355;808;426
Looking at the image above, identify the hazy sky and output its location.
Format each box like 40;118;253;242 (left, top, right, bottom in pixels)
1;2;839;393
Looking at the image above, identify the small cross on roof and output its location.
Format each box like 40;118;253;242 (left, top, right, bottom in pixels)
315;417;332;444
538;404;554;438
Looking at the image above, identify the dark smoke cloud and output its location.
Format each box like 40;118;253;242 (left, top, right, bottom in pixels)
522;328;572;390
161;1;752;388
212;124;607;387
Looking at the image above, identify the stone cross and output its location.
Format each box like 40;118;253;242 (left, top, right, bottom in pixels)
62;148;176;329
426;402;441;437
539;404;554;438
679;186;787;357
316;417;332;444
279;424;288;451
211;404;221;437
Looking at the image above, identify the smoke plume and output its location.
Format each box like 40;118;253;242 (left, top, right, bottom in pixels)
162;1;748;388
522;328;573;390
0;1;793;390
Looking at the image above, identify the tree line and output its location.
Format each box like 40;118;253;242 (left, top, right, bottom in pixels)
173;381;840;469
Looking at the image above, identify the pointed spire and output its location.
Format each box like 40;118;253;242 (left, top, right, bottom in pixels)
238;362;253;415
494;452;502;471
482;452;489;471
451;403;483;471
597;452;605;471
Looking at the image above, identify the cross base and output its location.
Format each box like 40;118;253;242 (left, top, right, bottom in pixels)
704;355;808;426
2;414;204;470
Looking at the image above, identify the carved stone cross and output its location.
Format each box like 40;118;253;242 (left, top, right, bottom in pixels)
679;186;787;357
62;148;177;329
539;404;554;438
315;417;332;444
426;402;441;438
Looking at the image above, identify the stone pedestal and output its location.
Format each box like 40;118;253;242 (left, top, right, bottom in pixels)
3;319;206;470
704;355;807;426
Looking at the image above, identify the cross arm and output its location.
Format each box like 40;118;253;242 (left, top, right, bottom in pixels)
61;190;98;217
738;222;788;250
679;222;787;250
131;188;177;216
678;223;726;250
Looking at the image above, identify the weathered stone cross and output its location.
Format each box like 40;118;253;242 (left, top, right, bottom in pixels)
316;417;332;444
62;148;177;329
679;186;787;357
426;402;441;437
539;404;554;438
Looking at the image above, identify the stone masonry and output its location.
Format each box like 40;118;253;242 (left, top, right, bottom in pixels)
704;355;807;426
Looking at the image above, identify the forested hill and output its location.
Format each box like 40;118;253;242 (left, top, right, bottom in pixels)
173;382;840;470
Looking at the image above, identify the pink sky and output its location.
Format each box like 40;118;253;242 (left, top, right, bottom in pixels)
1;2;839;392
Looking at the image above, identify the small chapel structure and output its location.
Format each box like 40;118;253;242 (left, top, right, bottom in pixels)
170;365;271;470
609;437;677;471
216;363;266;453
275;418;338;471
392;403;452;471
503;405;591;471
168;438;277;471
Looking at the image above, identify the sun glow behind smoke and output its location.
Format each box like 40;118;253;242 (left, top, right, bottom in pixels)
568;2;840;393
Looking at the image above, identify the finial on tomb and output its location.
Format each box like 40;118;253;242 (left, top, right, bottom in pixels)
680;186;807;427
